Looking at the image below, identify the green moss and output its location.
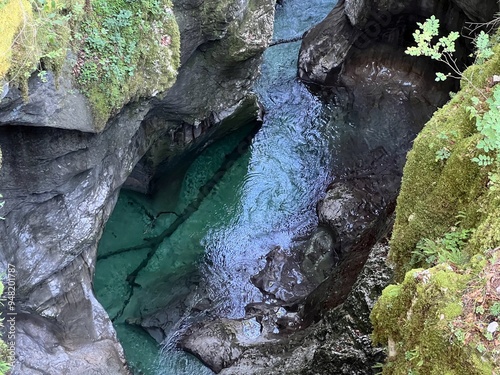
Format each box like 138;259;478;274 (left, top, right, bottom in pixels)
76;0;180;130
371;266;490;375
7;1;75;94
374;29;500;375
389;43;500;279
3;0;180;131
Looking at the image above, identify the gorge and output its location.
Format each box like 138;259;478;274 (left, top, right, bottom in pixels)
0;0;499;374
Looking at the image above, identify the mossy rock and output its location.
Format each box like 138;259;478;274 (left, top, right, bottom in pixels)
389;40;500;280
0;0;32;80
374;30;500;375
75;0;181;130
371;265;492;375
2;0;181;131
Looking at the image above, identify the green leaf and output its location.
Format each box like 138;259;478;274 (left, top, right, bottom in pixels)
435;72;447;81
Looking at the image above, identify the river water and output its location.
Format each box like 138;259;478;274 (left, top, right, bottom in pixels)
94;0;338;373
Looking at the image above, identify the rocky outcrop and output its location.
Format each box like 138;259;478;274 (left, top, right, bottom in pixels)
0;60;94;132
215;241;393;375
298;0;499;87
0;104;150;375
178;11;457;370
0;0;274;373
130;0;275;192
251;227;340;305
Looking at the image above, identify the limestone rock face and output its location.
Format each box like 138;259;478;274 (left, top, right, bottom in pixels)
1;104;150;375
0;0;275;373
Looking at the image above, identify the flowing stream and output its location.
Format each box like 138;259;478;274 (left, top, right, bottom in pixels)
94;0;338;373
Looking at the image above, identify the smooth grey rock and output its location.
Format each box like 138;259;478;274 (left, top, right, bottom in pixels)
0;59;95;133
181;318;264;373
0;101;151;374
298;1;354;85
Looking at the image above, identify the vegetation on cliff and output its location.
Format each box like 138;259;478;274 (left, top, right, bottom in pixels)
0;0;181;130
371;22;500;375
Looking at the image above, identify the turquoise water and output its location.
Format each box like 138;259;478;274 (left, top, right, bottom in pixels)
94;0;339;373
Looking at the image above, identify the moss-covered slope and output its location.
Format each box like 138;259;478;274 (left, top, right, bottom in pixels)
371;36;500;374
389;45;500;280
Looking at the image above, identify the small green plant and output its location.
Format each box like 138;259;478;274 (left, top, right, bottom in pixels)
412;227;473;267
467;86;500;190
484;331;494;341
473;31;494;64
476;342;487;354
490;302;500;316
405;15;461;82
453;328;466;344
435;147;451;161
433;129;458;162
476;305;485;315
405;16;493;99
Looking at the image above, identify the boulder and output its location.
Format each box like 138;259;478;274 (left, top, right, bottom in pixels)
251;227;340;304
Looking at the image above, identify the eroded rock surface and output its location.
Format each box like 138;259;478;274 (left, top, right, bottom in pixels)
177;7;457;370
0;0;275;373
251;227;340;304
217;242;393;375
0;59;95;132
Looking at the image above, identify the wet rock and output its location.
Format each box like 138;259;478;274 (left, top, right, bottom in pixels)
251;246;311;303
251;227;340;304
317;183;379;251
301;226;340;284
345;0;369;25
447;0;497;22
245;303;302;334
218;242;393;375
180;317;264;373
298;1;354;86
0;102;150;375
298;0;498;87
